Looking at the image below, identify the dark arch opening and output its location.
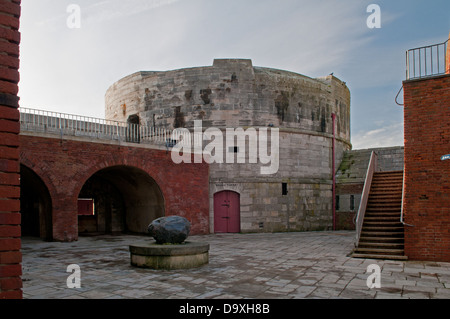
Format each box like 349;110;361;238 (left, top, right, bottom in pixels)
20;165;53;241
127;114;140;143
127;114;140;125
77;165;165;236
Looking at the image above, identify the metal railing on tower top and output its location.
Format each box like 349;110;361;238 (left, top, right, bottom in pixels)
406;39;448;80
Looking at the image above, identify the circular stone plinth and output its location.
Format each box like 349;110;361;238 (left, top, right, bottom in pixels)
129;241;209;270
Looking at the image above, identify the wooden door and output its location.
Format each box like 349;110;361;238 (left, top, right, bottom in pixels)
214;191;240;233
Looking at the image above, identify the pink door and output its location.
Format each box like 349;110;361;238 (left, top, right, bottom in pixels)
214;191;240;233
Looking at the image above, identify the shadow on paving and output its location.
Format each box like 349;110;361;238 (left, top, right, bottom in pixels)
20;231;450;299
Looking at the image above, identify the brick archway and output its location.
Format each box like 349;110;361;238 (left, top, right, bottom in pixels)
19;164;53;241
77;165;165;235
19;135;210;241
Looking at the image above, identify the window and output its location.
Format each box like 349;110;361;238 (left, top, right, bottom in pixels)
282;183;288;196
335;195;340;211
350;195;355;211
229;146;239;153
77;199;95;216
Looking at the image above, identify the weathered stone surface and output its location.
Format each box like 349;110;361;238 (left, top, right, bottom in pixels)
105;59;353;234
105;59;351;141
130;241;209;256
148;216;191;244
129;241;209;270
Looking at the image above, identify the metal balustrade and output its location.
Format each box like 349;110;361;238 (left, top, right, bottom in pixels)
406;39;448;80
19;107;199;148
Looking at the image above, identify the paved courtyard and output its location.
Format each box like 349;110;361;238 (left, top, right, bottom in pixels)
21;231;450;299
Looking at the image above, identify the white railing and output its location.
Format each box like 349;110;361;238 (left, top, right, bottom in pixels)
406;39;448;80
355;151;378;247
19;107;199;147
20;107;128;138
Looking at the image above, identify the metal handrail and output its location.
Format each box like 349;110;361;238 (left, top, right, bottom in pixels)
355;151;378;247
395;85;404;106
406;39;448;80
400;166;415;227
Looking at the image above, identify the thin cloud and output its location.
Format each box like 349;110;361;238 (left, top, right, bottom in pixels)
32;0;182;27
82;0;182;24
18;0;445;130
352;122;404;149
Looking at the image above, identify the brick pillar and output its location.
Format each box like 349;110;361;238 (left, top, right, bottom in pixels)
0;0;22;299
403;74;450;262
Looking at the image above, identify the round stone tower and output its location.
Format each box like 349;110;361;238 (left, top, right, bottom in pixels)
105;59;351;233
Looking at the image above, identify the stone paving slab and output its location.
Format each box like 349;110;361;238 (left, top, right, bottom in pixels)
20;231;450;299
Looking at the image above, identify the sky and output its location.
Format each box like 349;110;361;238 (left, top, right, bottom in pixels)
18;0;450;149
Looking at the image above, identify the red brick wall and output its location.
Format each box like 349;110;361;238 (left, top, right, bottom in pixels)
0;0;22;299
335;183;363;230
20;135;210;241
403;74;450;262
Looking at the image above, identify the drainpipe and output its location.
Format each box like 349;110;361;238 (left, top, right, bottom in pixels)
332;113;336;231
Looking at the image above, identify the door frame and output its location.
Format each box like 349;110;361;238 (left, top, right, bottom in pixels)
213;190;241;233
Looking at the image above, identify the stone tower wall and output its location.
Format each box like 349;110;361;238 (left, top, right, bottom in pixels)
105;59;351;233
106;59;350;141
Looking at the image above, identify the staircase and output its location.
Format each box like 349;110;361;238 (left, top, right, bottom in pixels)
353;171;407;260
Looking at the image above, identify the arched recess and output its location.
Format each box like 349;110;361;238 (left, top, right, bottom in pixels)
20;165;53;241
77;165;165;235
214;190;241;233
